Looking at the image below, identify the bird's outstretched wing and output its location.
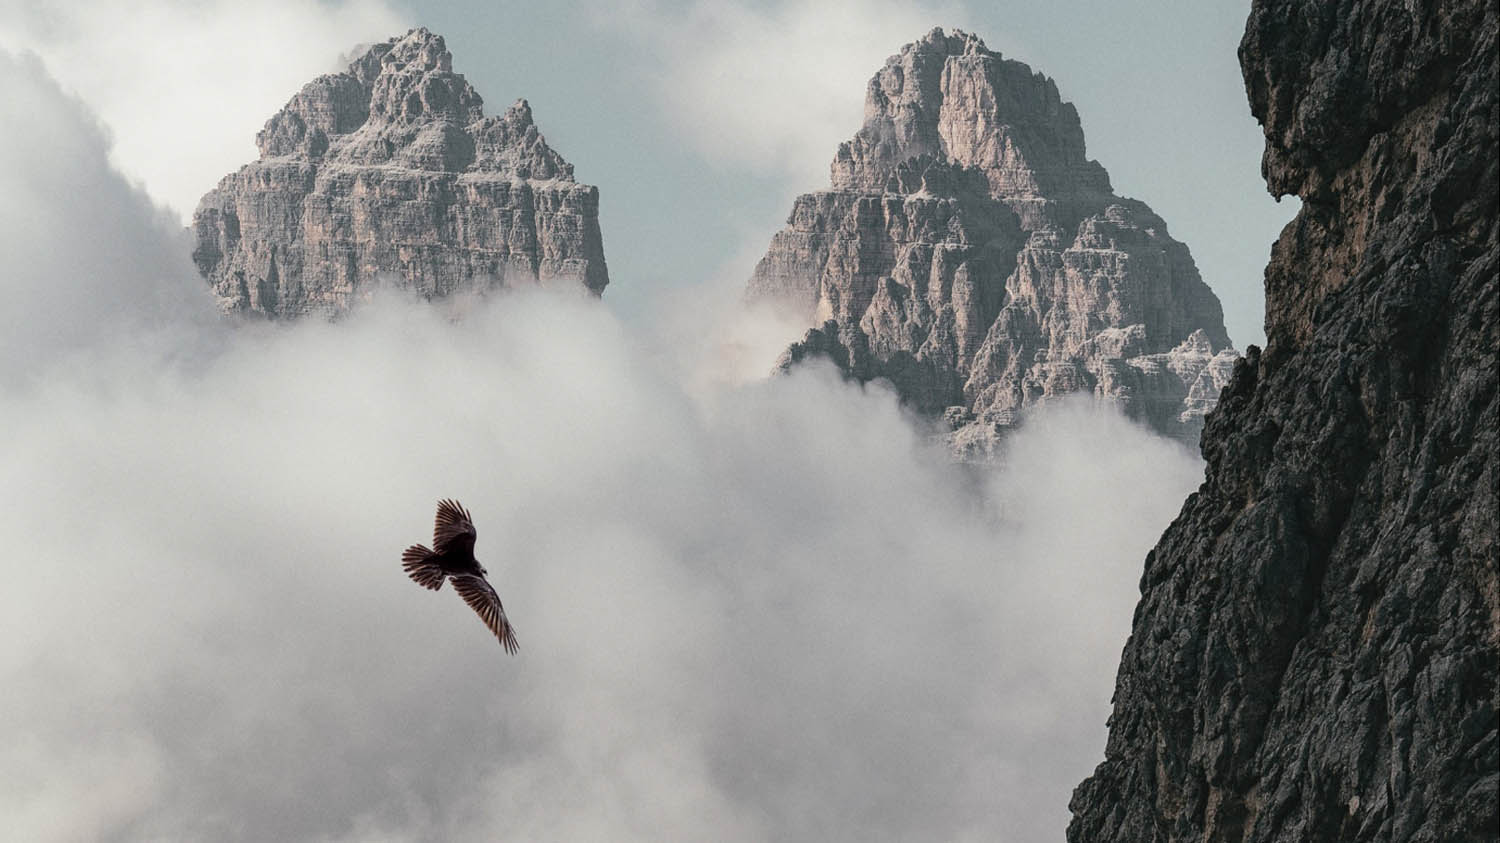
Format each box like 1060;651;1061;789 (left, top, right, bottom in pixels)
433;498;477;556
451;574;519;654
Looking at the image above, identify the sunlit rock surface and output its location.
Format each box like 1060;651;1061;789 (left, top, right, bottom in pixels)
192;28;607;318
747;28;1235;454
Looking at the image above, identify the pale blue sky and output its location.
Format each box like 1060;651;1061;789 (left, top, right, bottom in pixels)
412;1;1296;349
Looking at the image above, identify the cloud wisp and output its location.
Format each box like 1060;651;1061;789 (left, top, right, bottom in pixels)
0;48;217;383
0;0;405;219
0;49;1204;842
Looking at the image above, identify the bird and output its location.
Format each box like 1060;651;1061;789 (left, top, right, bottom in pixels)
401;498;518;654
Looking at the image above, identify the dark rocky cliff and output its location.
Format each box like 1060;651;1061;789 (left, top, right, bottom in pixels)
192;28;608;318
746;29;1237;455
1069;1;1497;840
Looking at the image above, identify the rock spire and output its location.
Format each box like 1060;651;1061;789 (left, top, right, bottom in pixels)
192;28;608;318
747;28;1235;453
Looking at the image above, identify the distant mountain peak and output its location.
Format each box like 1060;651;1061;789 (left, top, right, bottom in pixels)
192;29;607;318
748;29;1234;455
830;27;1112;206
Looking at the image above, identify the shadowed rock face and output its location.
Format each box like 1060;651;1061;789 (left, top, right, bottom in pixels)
747;28;1235;455
1069;2;1498;841
192;28;608;318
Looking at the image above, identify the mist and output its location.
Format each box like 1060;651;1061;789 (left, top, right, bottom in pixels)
1;47;1206;841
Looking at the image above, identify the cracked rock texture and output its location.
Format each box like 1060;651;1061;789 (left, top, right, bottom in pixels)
746;28;1236;455
1069;1;1498;841
192;28;607;318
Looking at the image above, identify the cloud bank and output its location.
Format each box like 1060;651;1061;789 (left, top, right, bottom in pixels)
0;49;217;383
0;50;1205;841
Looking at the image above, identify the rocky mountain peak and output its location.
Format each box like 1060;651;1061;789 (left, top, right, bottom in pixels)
831;26;1112;215
470;97;573;179
504;97;533;126
365;28;485;127
193;29;607;318
749;29;1234;454
255;29;488;162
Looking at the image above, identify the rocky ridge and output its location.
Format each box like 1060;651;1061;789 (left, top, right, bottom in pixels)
1069;1;1498;840
747;28;1236;454
192;28;607;318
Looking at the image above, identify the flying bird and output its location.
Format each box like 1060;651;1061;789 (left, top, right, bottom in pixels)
401;499;519;654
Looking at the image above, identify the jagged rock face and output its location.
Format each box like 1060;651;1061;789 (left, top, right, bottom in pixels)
1069;2;1498;841
746;28;1235;453
192;29;607;318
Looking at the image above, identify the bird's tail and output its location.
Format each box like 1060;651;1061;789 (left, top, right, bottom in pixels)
402;545;445;590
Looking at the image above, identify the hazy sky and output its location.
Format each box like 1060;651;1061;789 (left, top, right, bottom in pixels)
0;0;1294;349
0;2;1288;840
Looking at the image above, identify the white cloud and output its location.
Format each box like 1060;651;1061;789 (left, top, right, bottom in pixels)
0;0;406;219
601;0;966;189
1;285;1202;840
0;48;1205;842
0;48;216;382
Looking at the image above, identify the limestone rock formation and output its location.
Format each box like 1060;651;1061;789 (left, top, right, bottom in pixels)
1069;1;1498;840
746;29;1236;453
192;28;607;318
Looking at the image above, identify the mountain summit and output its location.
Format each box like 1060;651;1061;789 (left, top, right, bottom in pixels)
192;28;608;318
748;28;1235;454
